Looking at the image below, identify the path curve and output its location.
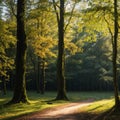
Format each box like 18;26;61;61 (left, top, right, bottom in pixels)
16;99;94;120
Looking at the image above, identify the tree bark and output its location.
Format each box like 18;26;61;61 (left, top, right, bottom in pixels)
56;0;68;100
113;0;120;108
8;0;28;104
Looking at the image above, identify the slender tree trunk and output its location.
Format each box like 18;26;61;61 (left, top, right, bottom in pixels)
32;59;38;93
36;57;40;93
40;59;45;94
8;0;28;104
2;78;7;95
56;0;68;100
1;76;7;95
113;0;120;108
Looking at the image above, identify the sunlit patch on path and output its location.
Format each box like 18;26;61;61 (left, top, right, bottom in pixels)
16;99;94;120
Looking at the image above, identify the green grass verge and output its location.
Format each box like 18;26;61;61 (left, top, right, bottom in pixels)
77;92;116;119
85;99;114;113
82;98;120;120
0;91;115;120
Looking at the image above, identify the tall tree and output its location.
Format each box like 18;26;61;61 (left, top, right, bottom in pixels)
8;0;28;104
79;0;120;108
52;0;77;100
52;0;68;100
113;0;120;109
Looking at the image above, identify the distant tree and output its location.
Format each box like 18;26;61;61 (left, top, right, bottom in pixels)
26;0;57;94
65;26;114;91
8;0;28;104
32;36;56;94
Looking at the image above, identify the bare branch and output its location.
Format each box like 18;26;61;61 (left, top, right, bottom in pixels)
64;1;76;32
104;14;114;46
9;1;17;18
52;0;59;24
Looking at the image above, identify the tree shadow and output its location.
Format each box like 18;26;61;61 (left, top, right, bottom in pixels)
8;112;98;120
92;105;120;120
42;98;69;105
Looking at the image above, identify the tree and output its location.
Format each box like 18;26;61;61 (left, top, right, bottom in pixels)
26;0;57;94
79;0;120;109
52;0;68;100
86;0;120;109
8;0;28;104
52;0;77;100
113;0;120;109
0;19;16;94
32;36;56;94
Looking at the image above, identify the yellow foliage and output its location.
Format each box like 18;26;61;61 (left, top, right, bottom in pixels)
32;36;57;59
65;39;78;55
0;20;16;77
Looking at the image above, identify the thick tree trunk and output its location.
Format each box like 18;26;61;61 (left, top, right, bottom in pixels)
8;0;28;104
56;0;68;100
113;0;120;108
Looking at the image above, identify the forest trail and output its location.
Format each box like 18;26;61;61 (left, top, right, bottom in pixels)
16;99;94;120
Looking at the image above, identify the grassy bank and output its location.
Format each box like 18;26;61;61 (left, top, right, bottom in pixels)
0;91;115;120
86;99;114;113
78;92;117;120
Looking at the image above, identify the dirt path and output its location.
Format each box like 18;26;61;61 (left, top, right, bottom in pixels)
16;99;94;120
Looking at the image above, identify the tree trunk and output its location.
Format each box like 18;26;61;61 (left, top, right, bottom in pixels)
113;0;120;108
2;78;7;95
40;59;45;94
1;76;7;95
36;57;41;93
56;0;68;100
8;0;28;104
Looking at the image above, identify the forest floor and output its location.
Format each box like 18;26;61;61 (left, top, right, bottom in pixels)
15;99;97;120
1;92;119;120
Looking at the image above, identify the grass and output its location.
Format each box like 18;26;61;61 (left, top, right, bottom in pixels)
0;91;69;120
0;91;115;120
67;91;114;101
85;99;114;113
81;99;118;120
77;92;117;120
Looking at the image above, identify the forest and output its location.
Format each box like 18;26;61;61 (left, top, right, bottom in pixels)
0;0;120;120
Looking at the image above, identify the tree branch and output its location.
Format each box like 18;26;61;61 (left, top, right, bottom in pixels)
52;0;59;24
64;1;76;32
9;1;17;18
104;15;114;46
